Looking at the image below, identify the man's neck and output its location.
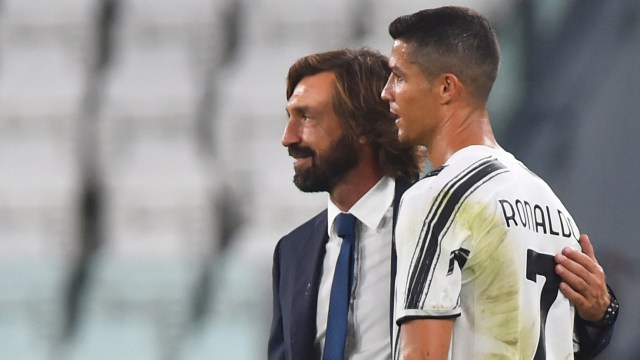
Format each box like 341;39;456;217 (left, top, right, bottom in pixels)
330;170;383;212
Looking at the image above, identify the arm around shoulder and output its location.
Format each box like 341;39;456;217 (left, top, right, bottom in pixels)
556;234;619;359
573;285;619;360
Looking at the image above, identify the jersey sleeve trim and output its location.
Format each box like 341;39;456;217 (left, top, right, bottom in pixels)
396;312;461;326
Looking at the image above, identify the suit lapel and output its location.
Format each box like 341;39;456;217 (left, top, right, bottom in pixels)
290;210;328;360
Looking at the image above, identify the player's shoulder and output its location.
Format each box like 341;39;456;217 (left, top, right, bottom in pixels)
403;147;524;212
411;146;512;191
445;145;515;173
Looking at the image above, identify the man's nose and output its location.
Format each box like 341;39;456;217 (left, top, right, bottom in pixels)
282;118;301;147
381;77;393;102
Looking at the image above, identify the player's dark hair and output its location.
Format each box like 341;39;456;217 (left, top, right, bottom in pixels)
286;48;422;181
388;6;500;103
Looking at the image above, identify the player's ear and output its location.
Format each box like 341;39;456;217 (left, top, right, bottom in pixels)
438;73;461;104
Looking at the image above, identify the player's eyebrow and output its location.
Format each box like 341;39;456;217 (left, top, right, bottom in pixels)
389;62;406;77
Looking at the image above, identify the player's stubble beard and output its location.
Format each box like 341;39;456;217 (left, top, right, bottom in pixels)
289;132;359;193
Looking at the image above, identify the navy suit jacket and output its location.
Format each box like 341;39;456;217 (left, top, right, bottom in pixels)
268;178;616;360
268;208;326;360
268;178;411;360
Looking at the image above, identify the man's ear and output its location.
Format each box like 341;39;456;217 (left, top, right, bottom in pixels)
439;73;461;104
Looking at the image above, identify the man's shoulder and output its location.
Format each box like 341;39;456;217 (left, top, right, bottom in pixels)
278;209;328;244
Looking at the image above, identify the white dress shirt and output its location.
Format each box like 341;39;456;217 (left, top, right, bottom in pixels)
316;176;395;360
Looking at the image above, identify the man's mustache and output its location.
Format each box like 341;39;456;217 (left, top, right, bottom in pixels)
288;145;315;159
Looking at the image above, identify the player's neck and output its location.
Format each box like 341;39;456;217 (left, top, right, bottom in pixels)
427;107;499;169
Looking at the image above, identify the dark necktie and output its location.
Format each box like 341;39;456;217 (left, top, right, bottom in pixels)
323;212;357;360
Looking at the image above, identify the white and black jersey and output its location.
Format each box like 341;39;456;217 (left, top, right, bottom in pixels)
394;145;581;360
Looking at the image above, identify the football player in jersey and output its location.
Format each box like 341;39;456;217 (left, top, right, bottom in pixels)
381;6;617;360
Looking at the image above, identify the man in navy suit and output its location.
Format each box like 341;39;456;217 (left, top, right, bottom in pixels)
268;48;616;360
269;48;422;360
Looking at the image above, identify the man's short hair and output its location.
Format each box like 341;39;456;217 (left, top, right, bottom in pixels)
389;6;500;103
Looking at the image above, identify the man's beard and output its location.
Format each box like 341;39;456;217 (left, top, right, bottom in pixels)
289;133;359;193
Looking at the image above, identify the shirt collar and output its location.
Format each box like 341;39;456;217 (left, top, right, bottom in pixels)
327;176;396;236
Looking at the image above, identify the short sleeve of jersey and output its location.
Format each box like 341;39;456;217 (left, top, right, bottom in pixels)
394;155;509;323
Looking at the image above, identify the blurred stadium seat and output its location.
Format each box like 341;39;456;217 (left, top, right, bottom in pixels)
0;0;99;65
0;3;86;357
97;45;199;170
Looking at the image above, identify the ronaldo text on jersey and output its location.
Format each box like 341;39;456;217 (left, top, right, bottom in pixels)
394;145;580;360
